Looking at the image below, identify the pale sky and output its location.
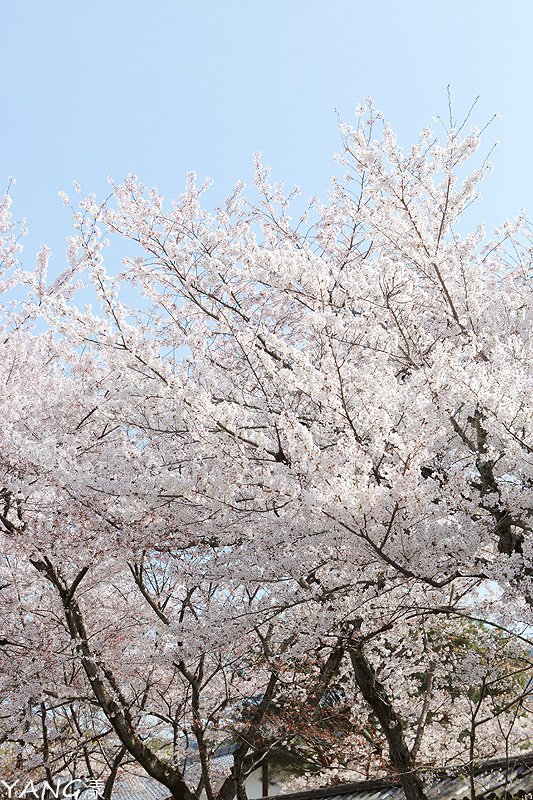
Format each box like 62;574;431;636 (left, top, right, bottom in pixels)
2;0;532;269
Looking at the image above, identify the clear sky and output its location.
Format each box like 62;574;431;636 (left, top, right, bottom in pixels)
2;0;533;269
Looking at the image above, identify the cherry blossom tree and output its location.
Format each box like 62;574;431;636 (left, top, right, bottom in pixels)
0;103;531;800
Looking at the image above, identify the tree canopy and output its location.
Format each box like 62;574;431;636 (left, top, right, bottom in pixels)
0;102;531;800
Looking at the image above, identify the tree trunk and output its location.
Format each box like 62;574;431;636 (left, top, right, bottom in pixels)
30;557;196;800
348;645;428;800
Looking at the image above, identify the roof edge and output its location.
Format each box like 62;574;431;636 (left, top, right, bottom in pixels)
268;752;533;800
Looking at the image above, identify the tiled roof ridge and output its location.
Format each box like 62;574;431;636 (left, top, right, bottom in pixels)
428;753;533;780
268;752;533;800
270;777;400;800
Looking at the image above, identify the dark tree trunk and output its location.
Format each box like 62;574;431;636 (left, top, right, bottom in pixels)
348;645;428;800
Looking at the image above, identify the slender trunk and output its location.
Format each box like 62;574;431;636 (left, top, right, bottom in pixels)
261;762;269;798
233;755;248;800
307;645;345;708
40;702;54;787
103;745;127;800
176;657;214;800
411;661;435;760
348;645;428;800
216;671;278;800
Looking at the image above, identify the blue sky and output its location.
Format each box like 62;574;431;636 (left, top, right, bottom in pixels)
2;1;532;270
